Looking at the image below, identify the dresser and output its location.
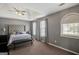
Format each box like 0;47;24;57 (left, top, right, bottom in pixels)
0;35;9;55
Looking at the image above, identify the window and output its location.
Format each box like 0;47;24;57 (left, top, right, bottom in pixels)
61;13;79;39
61;23;79;38
40;20;46;37
33;22;36;35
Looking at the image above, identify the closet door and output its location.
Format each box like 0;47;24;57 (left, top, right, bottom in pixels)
40;19;48;42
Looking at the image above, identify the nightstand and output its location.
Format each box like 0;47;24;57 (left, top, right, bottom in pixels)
0;35;9;55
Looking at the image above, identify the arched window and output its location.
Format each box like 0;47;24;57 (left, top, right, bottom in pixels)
61;13;79;39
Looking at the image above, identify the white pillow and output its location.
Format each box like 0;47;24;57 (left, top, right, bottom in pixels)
22;32;26;34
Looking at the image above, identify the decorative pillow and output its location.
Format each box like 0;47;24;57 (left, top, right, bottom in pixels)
26;31;30;34
16;32;23;34
21;32;26;34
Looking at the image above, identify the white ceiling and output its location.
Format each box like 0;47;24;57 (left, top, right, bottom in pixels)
0;3;78;21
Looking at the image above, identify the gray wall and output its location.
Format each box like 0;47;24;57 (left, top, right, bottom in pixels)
36;5;79;53
0;17;31;35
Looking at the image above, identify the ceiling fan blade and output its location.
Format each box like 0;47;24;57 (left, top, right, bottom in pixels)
13;7;20;12
22;11;26;12
21;13;25;15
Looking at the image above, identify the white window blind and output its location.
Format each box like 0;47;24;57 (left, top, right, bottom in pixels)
33;22;36;35
40;20;46;37
61;23;79;38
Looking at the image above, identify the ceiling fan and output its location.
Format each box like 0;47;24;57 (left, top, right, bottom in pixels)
8;7;28;16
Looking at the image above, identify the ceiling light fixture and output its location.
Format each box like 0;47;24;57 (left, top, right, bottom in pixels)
16;12;22;16
9;7;27;16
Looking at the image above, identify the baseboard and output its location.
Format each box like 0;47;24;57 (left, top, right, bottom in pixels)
47;42;79;55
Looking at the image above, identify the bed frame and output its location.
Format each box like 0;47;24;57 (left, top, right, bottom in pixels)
12;39;33;49
7;24;33;49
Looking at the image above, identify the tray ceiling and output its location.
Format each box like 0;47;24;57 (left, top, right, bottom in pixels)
0;3;78;21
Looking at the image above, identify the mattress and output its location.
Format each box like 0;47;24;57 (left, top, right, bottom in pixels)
7;34;32;46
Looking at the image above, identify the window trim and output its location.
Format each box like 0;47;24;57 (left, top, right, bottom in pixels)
61;23;79;39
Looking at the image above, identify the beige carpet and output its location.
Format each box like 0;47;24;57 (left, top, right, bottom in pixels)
10;39;74;55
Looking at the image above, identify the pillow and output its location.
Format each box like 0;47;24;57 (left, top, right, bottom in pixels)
21;32;26;34
26;31;30;34
16;32;23;34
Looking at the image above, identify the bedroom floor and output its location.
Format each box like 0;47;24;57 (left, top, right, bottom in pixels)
10;39;74;55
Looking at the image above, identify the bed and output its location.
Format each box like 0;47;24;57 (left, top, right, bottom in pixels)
8;33;32;46
7;25;33;49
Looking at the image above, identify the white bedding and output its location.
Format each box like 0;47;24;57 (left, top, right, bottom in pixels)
7;34;32;46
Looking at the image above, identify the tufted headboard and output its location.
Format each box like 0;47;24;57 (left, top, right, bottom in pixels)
8;25;25;34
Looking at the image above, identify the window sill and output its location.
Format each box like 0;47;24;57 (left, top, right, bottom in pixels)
61;34;79;39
